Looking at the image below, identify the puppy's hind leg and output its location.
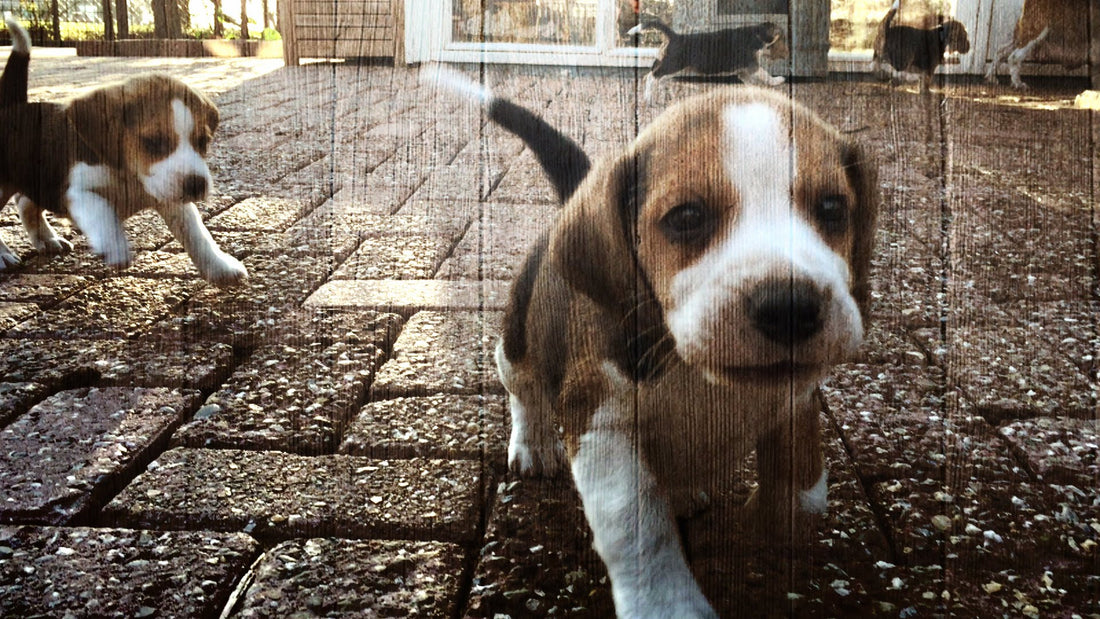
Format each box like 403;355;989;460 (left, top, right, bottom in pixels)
495;340;566;477
738;66;785;87
18;196;72;255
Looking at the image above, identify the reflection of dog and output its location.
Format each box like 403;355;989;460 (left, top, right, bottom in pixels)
627;19;788;101
871;1;971;91
0;19;246;285
436;69;878;618
984;0;1088;90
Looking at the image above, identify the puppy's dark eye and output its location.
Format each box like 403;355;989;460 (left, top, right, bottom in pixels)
660;201;714;245
142;136;172;158
815;195;849;234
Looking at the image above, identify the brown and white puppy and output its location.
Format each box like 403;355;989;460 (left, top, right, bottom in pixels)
627;19;788;102
0;19;246;285
984;0;1088;90
871;1;971;92
435;70;878;617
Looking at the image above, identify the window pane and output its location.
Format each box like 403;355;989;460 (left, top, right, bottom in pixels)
616;0;673;48
453;0;598;45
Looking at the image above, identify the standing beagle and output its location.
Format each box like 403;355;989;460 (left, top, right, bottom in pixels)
984;0;1088;90
435;69;879;617
871;1;971;92
0;18;246;285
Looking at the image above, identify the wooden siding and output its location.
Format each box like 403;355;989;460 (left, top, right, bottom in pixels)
280;0;404;65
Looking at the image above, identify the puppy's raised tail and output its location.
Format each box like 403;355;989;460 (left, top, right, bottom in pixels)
881;0;899;30
626;18;675;38
423;66;590;204
2;17;30;107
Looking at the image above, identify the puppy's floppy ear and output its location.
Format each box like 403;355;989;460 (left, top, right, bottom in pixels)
191;89;219;136
67;84;126;167
841;141;879;325
551;150;673;380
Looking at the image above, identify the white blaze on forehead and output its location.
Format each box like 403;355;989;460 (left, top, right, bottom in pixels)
721;102;793;220
172;98;195;138
142;98;212;204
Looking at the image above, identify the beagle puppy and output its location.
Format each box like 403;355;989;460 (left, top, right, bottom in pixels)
0;19;246;285
984;0;1088;90
626;19;788;102
435;70;878;616
871;1;971;92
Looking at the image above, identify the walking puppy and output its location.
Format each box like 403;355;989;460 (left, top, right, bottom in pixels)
984;0;1088;90
434;69;878;617
627;19;788;101
871;1;970;92
0;19;246;285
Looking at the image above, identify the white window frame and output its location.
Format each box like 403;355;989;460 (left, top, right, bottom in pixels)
405;0;655;67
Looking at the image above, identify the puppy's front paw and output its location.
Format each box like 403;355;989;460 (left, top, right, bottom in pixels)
97;241;132;269
0;248;21;269
508;430;566;478
202;252;249;287
36;236;73;256
767;75;786;86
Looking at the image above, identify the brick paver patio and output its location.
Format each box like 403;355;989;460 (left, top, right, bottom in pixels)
0;49;1097;616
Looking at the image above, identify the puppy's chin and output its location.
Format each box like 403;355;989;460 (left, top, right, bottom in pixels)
699;362;827;387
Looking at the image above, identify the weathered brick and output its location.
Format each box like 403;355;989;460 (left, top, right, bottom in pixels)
372;311;503;397
0;526;258;617
174;341;383;454
234;538;464;617
342;394;507;460
0;387;199;524
105;448;483;542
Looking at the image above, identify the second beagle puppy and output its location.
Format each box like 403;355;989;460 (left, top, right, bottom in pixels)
984;0;1088;90
627;19;788;102
0;19;246;285
437;70;878;617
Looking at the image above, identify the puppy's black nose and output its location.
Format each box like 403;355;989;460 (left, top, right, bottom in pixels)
181;175;208;201
747;278;824;345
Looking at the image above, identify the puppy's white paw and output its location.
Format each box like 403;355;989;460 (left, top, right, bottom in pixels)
624;591;718;619
768;75;786;86
508;428;566;478
0;248;21;269
97;240;132;269
202;252;248;287
35;236;73;256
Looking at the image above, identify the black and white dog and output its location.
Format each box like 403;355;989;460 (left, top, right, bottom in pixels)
871;1;970;91
627;18;788;101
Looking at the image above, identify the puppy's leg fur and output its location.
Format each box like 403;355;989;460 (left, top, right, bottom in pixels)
0;191;20;268
156;201;247;286
745;402;827;543
496;341;566;477
985;39;1016;84
572;362;717;619
738;66;785;87
17;196;72;255
1007;27;1050;90
67;189;131;268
